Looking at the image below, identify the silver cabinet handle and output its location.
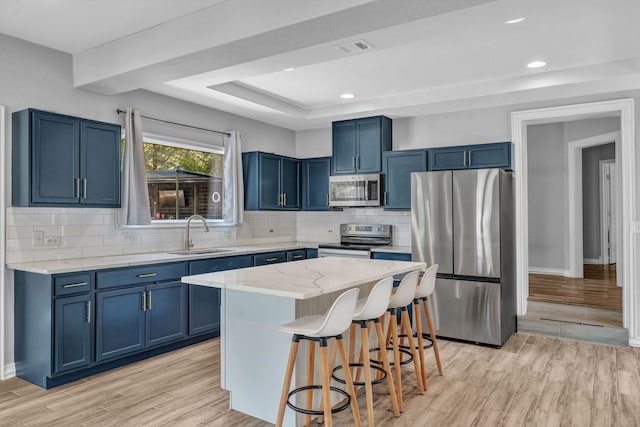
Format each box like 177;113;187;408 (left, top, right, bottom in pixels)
148;290;152;311
63;282;88;288
75;178;81;199
137;273;157;278
86;301;91;323
293;255;304;259
384;191;387;205
278;193;283;206
83;178;87;199
326;194;329;206
266;257;278;262
284;193;287;206
352;157;356;169
357;157;360;169
468;150;472;166
142;291;147;312
463;151;467;166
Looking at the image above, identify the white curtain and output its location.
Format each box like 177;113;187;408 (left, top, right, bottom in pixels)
223;130;243;224
119;108;151;225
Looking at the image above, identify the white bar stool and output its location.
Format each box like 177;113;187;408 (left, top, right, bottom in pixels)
276;288;362;427
331;277;401;426
383;270;425;410
412;264;443;388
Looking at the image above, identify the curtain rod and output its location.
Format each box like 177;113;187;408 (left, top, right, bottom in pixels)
116;109;231;137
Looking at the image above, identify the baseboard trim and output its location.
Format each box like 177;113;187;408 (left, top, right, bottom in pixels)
2;363;16;380
528;267;572;277
583;258;603;265
629;338;640;347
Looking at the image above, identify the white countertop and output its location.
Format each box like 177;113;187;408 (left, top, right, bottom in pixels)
7;242;319;274
182;256;426;299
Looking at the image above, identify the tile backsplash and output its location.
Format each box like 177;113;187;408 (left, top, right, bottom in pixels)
5;207;411;264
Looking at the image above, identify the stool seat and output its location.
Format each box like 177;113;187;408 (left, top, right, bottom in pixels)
278;315;326;336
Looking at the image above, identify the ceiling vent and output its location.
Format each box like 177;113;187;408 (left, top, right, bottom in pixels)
335;40;374;55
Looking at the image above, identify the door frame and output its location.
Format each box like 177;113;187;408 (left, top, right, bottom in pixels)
0;105;7;379
511;98;637;343
567;132;620;278
600;159;616;266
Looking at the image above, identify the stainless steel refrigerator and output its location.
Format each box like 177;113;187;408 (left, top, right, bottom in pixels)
411;169;516;346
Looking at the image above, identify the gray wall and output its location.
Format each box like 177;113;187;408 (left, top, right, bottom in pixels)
527;122;569;271
527;117;620;273
582;143;615;261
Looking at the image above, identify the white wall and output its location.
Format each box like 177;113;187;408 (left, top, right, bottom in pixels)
1;33;298;375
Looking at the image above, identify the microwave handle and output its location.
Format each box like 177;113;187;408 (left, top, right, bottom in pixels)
364;180;369;200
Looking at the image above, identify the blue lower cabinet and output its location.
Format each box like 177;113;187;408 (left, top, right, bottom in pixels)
306;248;318;259
254;251;287;265
146;281;187;347
371;252;411;261
54;294;92;374
286;250;307;262
188;255;254;336
96;286;146;362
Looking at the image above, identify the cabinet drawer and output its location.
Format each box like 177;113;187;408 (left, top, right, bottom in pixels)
286;250;306;262
254;251;287;266
54;273;92;296
96;263;187;289
371;252;411;261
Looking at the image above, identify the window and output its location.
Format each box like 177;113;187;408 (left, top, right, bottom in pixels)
138;135;225;222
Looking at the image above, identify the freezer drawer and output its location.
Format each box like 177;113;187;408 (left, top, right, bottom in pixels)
425;278;502;346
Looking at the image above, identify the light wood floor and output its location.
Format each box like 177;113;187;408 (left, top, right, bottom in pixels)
1;335;640;426
529;264;622;310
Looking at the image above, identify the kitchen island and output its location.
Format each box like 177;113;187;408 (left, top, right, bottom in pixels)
181;256;425;426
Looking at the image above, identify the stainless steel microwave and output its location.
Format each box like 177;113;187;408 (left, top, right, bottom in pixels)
329;174;381;207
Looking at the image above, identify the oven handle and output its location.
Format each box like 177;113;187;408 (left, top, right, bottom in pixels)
317;248;371;259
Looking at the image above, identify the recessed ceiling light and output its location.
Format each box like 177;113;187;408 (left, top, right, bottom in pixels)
283;67;295;72
505;17;525;24
527;61;547;69
340;93;355;99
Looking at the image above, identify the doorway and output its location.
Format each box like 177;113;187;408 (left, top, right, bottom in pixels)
511;98;637;344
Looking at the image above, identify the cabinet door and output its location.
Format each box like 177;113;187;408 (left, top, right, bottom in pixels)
332;120;357;174
188;255;253;336
356;117;383;173
32;111;80;204
383;150;427;209
54;294;92;373
280;157;300;209
468;142;512;170
259;153;282;209
146;281;187;347
96;287;146;362
302;157;331;210
80;121;121;206
428;146;468;171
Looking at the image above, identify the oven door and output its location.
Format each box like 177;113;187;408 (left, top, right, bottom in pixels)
317;248;371;259
329;174;380;207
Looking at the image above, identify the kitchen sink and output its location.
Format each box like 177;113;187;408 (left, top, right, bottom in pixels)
167;248;234;255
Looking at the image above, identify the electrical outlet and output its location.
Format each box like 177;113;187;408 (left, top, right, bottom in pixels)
44;236;60;247
268;228;274;233
32;231;44;247
328;228;334;233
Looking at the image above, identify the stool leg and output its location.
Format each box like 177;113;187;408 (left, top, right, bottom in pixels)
413;300;428;390
319;341;333;427
400;308;425;394
277;337;300;427
374;320;400;417
388;309;404;410
423;299;443;376
335;337;362;427
305;341;315;427
360;323;375;427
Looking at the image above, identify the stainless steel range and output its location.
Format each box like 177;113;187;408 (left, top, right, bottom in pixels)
318;224;391;259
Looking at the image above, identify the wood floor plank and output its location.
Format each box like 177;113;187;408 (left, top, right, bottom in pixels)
1;334;638;426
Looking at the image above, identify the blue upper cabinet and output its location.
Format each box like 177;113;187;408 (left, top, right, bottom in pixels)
382;149;428;209
243;152;301;210
429;142;512;171
332;116;392;175
302;157;331;210
12;109;121;207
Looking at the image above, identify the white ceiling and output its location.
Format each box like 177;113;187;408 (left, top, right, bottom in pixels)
1;0;640;130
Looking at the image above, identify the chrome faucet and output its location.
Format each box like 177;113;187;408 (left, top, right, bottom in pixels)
185;215;210;251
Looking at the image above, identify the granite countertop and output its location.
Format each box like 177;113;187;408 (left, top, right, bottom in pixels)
7;242;320;275
182;257;426;299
